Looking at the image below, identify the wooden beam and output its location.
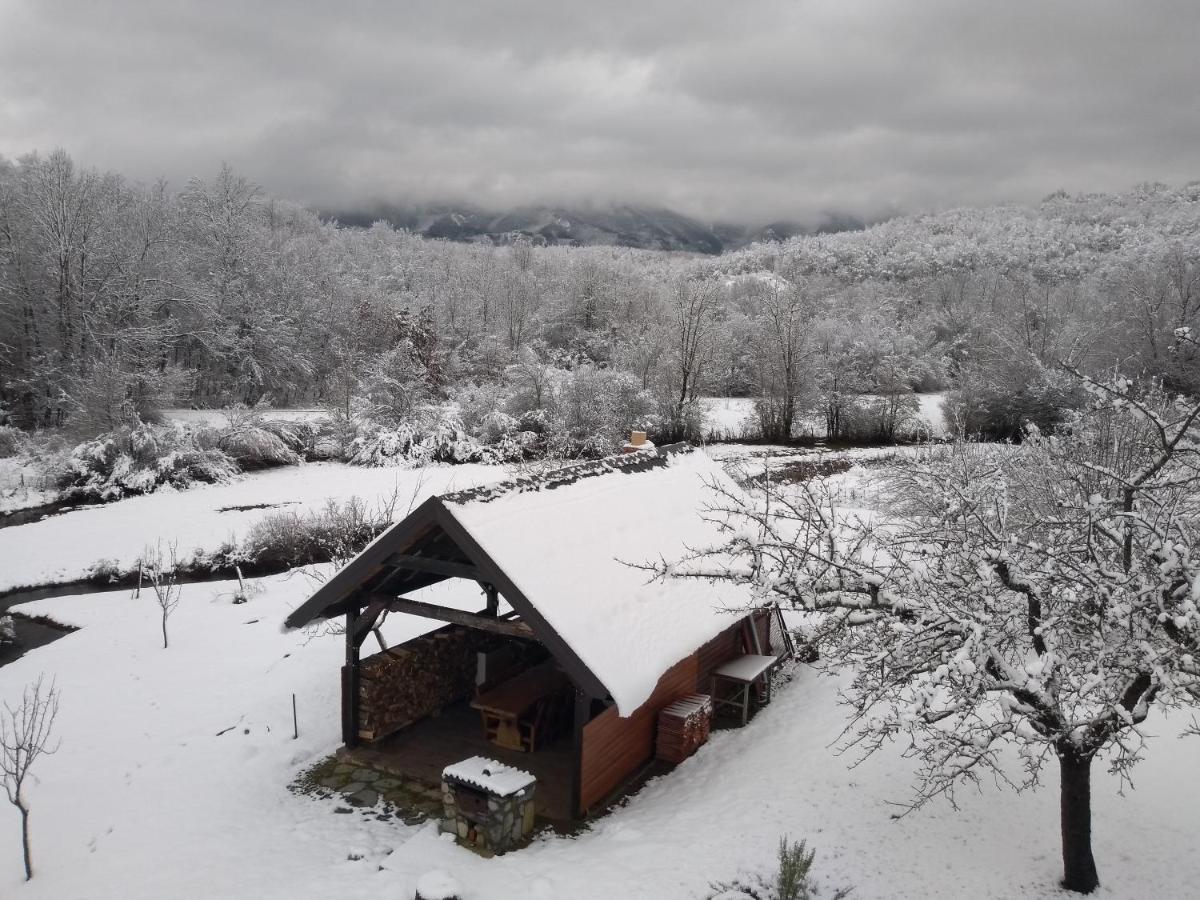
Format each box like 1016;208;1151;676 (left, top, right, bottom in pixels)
571;688;589;820
342;608;361;747
384;553;483;581
368;594;537;640
351;598;388;648
483;583;499;616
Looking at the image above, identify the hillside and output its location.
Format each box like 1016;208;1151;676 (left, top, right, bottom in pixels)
325;202;865;254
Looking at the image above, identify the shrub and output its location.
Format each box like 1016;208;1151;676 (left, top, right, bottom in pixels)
708;837;849;900
240;496;395;568
0;425;22;458
58;421;239;502
946;361;1085;442
775;838;818;900
195;415;302;469
272;417;342;460
836;394;921;442
345;405;491;467
549;367;660;458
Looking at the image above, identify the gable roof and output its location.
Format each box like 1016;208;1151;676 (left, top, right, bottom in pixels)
285;444;757;714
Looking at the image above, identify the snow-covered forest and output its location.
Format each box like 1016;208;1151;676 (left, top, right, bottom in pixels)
3;0;1199;896
3;151;1199;481
3;151;1200;900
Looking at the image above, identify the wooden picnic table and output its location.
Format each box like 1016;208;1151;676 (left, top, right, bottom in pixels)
472;660;570;751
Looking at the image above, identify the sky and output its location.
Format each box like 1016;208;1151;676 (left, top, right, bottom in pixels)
0;0;1197;225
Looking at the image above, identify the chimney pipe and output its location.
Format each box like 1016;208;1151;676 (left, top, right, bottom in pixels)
622;430;653;454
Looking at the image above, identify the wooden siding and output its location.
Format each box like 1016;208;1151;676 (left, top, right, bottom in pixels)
578;610;774;813
579;653;698;811
694;619;744;688
694;610;772;691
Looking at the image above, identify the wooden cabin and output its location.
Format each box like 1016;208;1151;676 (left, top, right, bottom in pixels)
284;443;786;824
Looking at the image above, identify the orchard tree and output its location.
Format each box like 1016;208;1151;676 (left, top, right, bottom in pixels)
654;375;1200;894
1;675;60;881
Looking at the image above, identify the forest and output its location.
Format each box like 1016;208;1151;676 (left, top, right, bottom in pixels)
1;150;1199;485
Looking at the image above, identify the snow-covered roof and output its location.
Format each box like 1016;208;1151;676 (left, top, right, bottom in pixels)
285;444;758;715
442;756;536;797
443;446;754;713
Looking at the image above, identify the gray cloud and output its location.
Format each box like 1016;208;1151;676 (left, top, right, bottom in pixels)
1;0;1197;223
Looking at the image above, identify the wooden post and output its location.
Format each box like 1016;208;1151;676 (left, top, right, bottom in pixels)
484;583;499;617
570;688;589;819
342;608;361;747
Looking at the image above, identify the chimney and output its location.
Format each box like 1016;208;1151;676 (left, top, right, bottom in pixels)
622;430;654;454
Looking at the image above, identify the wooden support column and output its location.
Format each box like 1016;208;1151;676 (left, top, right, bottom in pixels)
342;607;361;747
483;583;499;616
570;688;590;820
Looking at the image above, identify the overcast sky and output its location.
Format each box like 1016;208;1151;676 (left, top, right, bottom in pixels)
1;0;1197;224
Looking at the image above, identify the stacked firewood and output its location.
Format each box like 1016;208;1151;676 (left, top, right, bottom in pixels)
357;627;484;741
655;693;713;764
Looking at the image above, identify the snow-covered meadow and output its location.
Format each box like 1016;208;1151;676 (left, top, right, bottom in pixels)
0;461;505;592
699;394;949;442
1;450;1198;898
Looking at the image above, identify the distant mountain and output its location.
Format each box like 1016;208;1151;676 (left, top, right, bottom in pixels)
323;202;865;254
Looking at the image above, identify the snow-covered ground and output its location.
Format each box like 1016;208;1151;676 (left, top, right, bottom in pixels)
2;574;1197;899
700;394;948;442
0;461;506;592
917;392;949;438
159;407;333;426
701;397;759;440
2;449;1197;898
0;456;57;515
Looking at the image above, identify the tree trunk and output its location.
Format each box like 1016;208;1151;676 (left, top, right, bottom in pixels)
18;799;31;880
162;613;169;650
1059;749;1099;893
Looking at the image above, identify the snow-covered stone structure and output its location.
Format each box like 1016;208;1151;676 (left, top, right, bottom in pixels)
441;756;536;852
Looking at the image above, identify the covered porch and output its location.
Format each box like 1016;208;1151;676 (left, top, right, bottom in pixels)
340;699;578;824
283;446;790;834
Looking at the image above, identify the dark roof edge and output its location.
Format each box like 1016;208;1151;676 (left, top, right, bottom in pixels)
282;495;443;630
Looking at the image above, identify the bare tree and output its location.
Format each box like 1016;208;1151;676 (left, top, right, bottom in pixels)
663;278;717;442
752;279;815;442
1;675;60;881
650;378;1200;894
140;542;182;649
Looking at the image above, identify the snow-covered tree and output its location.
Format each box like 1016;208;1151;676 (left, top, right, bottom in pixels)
655;375;1200;894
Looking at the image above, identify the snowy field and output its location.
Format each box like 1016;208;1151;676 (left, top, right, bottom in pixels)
700;393;948;442
159;407;332;426
0;456;57;515
1;449;1198;898
2;574;1198;899
0;461;506;592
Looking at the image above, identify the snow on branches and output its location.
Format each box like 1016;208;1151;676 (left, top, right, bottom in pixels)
650;385;1200;892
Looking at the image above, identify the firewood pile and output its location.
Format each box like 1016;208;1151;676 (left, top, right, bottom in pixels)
358;627;489;742
655;693;713;764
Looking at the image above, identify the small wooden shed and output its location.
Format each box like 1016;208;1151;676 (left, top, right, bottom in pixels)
284;443;783;822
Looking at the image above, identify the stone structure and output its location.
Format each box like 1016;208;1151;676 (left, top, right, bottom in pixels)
440;756;536;853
